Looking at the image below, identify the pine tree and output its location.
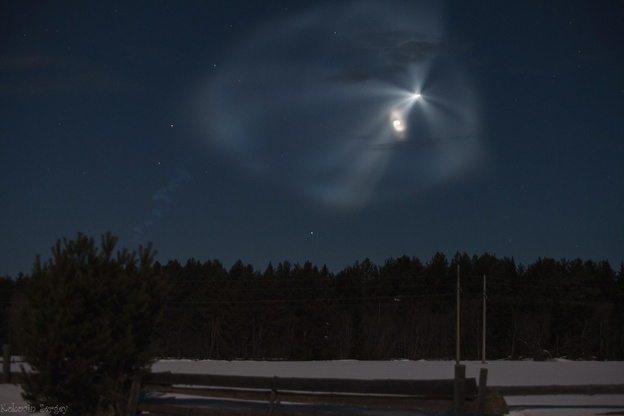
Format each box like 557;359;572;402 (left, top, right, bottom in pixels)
16;232;168;415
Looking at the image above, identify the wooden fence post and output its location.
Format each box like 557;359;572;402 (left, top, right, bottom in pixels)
2;344;10;384
476;368;488;416
266;389;277;416
124;374;141;416
453;364;466;416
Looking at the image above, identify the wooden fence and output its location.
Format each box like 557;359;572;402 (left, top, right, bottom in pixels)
135;372;624;416
4;367;624;415
138;367;507;416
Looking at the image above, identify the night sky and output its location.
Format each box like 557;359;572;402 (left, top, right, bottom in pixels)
2;1;623;276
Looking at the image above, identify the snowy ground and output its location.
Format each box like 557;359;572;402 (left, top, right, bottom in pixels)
0;384;49;416
2;359;623;415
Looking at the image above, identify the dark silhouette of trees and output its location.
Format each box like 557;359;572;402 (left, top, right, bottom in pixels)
3;248;623;362
155;253;623;360
0;273;27;348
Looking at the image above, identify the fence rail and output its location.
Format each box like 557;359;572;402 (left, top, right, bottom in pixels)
492;384;624;396
139;369;506;416
145;371;476;397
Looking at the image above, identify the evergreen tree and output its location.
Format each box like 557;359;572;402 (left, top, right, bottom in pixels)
16;232;168;416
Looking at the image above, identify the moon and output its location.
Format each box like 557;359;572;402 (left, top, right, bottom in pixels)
390;110;407;138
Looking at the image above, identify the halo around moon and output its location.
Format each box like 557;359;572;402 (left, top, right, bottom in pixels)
193;1;482;210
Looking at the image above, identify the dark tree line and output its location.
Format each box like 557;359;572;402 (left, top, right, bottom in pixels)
3;252;624;361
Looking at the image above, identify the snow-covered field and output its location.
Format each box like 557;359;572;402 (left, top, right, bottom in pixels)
2;359;623;415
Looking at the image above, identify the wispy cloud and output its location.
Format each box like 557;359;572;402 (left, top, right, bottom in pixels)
132;168;193;244
327;30;440;85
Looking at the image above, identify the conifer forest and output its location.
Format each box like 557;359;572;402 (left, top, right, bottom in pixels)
2;252;623;361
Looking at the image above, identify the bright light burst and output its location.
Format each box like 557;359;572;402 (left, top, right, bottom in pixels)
194;1;482;210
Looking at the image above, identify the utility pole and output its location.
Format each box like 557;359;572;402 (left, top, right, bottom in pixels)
453;264;465;416
456;264;460;365
482;274;487;364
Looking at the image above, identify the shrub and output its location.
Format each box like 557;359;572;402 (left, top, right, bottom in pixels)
16;232;168;415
